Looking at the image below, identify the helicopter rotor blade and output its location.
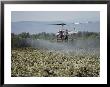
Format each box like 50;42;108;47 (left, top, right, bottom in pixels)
49;23;66;25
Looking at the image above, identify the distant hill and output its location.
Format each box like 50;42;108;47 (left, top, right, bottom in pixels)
11;21;100;34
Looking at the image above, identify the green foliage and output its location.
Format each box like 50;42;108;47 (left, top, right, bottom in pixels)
30;32;56;40
11;33;31;48
11;32;56;48
69;31;99;40
11;47;100;77
18;32;30;38
11;31;99;48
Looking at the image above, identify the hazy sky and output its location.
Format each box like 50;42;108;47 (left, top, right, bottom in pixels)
11;11;100;22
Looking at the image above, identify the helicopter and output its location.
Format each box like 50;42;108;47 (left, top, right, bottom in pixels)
50;23;78;41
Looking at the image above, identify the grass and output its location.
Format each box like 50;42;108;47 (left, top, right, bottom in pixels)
11;47;100;77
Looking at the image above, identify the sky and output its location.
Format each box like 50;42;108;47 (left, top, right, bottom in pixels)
11;11;100;22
